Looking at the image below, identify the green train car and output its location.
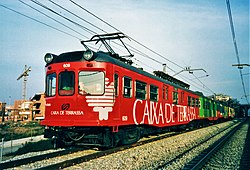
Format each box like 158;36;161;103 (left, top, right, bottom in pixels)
198;95;235;121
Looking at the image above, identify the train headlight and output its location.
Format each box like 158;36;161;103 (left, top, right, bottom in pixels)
44;53;54;64
83;49;94;61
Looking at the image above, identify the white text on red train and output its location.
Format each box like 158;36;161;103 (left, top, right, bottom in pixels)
63;63;70;68
133;99;196;125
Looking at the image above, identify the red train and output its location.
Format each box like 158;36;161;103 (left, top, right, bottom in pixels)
41;33;234;147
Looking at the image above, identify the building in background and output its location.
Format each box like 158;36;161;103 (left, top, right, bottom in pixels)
215;94;232;102
31;93;45;120
0;93;45;122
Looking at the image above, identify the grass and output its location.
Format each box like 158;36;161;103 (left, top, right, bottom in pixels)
0;121;44;141
14;139;54;155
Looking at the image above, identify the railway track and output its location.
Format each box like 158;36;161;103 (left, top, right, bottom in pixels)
183;120;245;170
1;120;241;169
1;130;180;169
35;131;180;170
0;147;84;169
239;119;250;169
157;119;246;170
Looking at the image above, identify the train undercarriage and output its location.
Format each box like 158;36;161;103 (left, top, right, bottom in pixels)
44;125;141;148
44;118;229;148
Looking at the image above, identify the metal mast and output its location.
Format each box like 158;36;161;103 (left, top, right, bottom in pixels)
17;65;31;100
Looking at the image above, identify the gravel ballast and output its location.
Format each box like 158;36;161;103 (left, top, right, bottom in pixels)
65;120;241;170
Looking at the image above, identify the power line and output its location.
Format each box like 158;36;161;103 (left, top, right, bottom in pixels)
48;0;106;34
30;0;96;35
49;0;167;68
47;1;168;69
191;74;216;95
46;0;179;75
69;0;216;94
0;3;80;40
225;0;249;104
69;0;185;70
2;1;215;97
53;0;215;95
18;0;88;39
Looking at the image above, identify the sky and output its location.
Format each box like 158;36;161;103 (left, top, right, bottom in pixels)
0;0;249;105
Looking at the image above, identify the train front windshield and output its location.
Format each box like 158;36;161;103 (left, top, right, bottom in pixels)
78;71;105;95
45;71;105;97
58;71;75;96
46;73;56;97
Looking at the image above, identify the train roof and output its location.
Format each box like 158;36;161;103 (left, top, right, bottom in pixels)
48;50;201;96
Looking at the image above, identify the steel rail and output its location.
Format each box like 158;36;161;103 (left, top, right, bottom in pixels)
1;120;239;169
156;119;244;169
35;120;238;170
35;131;182;170
0;147;83;169
183;119;247;170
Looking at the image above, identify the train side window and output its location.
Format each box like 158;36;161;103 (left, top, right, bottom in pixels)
173;88;178;105
208;101;211;110
114;74;119;96
123;76;132;98
180;91;184;103
150;85;158;101
163;85;169;100
191;98;195;107
136;80;146;100
188;96;191;106
46;73;56;97
59;71;75;96
196;98;199;108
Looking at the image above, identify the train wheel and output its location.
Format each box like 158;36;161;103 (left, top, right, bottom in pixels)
52;136;65;148
120;127;141;145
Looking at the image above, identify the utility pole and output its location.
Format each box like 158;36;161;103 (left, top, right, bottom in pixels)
17;65;31;100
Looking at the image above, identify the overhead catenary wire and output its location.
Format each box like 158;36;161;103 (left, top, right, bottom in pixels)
48;1;168;67
0;3;81;40
20;0;164;68
48;0;106;33
18;0;88;39
1;0;215;97
30;0;96;35
69;0;215;94
69;0;185;70
43;1;216;94
48;0;167;68
191;74;216;95
225;0;249;104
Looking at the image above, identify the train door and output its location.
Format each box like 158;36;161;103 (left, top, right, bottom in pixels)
114;73;121;122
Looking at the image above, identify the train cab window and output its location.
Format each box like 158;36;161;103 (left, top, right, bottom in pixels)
78;71;104;95
150;85;158;101
59;71;75;96
173;88;178;105
123;76;132;98
114;74;119;96
136;80;147;100
46;73;56;97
